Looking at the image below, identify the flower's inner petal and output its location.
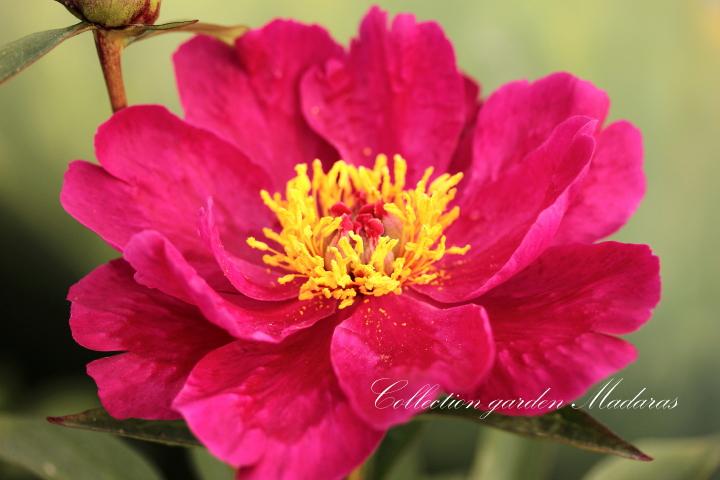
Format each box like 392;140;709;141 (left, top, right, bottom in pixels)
247;154;470;308
301;7;467;184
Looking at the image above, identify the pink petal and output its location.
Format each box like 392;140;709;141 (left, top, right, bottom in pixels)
471;72;609;184
69;260;230;419
174;22;342;188
301;6;466;182
173;321;383;479
554;121;645;243
416;116;597;303
123;230;336;342
61;106;274;273
474;242;660;414
198;198;299;301
447;75;482;177
330;294;494;430
61;161;146;252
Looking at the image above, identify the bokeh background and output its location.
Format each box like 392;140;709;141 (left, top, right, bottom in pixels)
1;0;719;479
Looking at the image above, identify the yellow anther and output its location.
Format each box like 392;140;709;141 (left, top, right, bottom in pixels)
247;237;270;251
247;155;469;308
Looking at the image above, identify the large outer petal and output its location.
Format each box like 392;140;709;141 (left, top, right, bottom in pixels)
473;242;661;414
174;21;342;188
554;121;645;243
60;106;274;276
471;72;608;183
330;294;494;430
123;231;336;342
173;321;383;480
469;72;644;242
301;6;466;182
68;260;231;419
416;116;597;303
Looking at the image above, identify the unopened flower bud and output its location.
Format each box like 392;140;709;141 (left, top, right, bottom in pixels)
62;0;161;28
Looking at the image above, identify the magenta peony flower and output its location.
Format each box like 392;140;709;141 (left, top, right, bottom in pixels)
61;6;660;479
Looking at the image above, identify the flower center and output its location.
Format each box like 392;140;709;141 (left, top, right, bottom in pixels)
247;154;469;309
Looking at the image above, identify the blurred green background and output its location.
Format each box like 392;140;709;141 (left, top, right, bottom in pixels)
1;0;719;479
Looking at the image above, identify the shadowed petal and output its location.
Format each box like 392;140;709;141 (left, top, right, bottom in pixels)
447;75;482;179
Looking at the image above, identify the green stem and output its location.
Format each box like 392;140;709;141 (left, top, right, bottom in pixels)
93;29;127;112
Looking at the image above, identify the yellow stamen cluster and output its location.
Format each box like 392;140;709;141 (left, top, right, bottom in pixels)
247;154;470;309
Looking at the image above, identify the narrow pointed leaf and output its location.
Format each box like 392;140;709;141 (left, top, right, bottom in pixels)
124;20;199;45
0;414;162;480
583;435;720;480
126;21;248;46
177;22;249;44
48;408;201;447
0;23;94;85
425;406;651;461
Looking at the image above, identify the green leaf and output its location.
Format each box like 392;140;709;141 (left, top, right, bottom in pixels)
177;22;249;44
48;407;201;447
0;23;94;85
0;414;162;480
583;435;720;480
126;21;248;46
368;420;425;480
190;448;234;480
426;406;651;461
123;20;198;45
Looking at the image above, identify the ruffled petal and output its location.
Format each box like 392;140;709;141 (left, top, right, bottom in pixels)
173;321;383;479
416;116;597;303
68;260;231;419
473;242;660;414
466;73;645;242
330;294;494;430
123;231;336;342
301;6;466;182
60;106;274;276
470;72;608;184
554;121;645;243
174;21;342;187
